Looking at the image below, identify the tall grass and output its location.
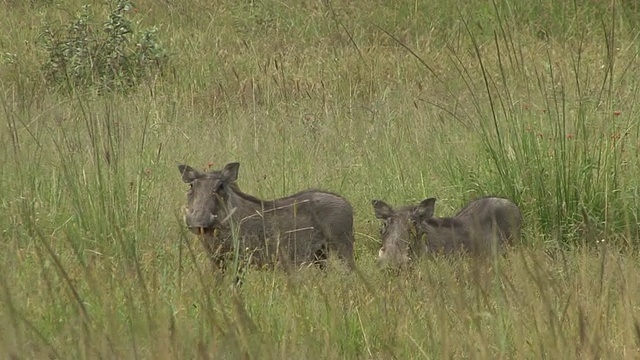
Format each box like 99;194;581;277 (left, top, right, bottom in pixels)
390;0;640;246
1;0;640;358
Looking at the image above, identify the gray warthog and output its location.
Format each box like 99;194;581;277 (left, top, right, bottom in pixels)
178;162;356;270
372;196;522;268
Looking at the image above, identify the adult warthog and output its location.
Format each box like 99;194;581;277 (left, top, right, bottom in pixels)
372;196;522;268
178;162;356;270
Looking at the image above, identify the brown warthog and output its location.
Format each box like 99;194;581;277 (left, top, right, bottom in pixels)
178;162;356;270
372;196;522;268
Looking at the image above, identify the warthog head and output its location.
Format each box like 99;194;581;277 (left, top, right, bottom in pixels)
178;162;239;235
372;198;436;268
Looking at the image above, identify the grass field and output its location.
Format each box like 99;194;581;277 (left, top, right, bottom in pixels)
2;0;640;358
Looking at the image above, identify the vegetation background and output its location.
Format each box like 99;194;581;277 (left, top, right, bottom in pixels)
1;0;640;358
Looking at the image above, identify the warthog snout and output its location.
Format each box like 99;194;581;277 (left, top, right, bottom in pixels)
377;245;411;268
183;207;219;234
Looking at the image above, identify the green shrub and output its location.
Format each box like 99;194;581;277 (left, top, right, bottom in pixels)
40;0;169;94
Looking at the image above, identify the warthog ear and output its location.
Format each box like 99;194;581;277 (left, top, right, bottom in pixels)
220;162;240;184
372;199;393;219
178;164;199;183
415;198;436;220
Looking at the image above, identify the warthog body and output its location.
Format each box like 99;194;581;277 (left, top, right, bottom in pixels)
372;196;522;268
178;162;355;270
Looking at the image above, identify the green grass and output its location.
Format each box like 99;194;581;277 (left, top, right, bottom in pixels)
2;0;640;358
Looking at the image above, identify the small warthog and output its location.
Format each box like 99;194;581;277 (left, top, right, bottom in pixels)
178;162;356;270
372;196;522;268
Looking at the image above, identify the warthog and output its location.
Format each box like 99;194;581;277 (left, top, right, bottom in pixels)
372;196;522;268
178;162;356;270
